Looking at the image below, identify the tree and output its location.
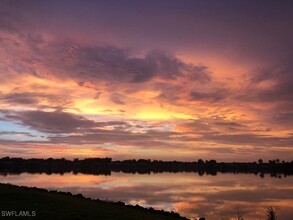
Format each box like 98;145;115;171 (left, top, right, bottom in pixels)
198;159;204;164
266;206;277;220
209;159;217;164
258;159;263;164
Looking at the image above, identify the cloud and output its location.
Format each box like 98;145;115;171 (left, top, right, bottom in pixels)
177;118;248;134
2;110;132;135
0;1;292;161
55;46;210;84
48;129;178;149
274;112;293;123
189;89;228;102
239;66;293;104
214;121;246;128
110;93;126;105
1;110;178;148
198;133;293;147
0;29;212;85
0;92;38;105
0;91;73;109
175;118;293;148
2;110;97;133
0;131;35;137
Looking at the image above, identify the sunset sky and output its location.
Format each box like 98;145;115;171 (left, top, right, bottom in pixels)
0;0;292;161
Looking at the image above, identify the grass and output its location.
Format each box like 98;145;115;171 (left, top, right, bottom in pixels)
0;183;187;220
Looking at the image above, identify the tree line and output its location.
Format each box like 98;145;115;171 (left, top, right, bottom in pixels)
0;157;292;177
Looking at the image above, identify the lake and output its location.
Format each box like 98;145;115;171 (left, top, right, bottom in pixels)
1;172;292;220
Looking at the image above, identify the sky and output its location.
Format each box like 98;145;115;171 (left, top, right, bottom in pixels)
0;0;292;161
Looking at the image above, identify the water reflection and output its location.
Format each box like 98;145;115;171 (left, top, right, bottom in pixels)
1;172;292;219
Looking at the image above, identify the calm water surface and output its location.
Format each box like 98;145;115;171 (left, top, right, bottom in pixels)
1;172;292;220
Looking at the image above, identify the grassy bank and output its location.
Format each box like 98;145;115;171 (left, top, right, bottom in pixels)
0;183;187;220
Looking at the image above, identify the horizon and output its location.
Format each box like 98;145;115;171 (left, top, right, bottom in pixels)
1;156;291;164
0;0;293;162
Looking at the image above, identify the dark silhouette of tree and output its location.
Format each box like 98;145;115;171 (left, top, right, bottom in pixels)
1;157;292;176
266;206;277;220
198;159;204;164
258;159;263;164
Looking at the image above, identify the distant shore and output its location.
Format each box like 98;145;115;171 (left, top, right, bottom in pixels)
0;183;188;220
1;157;292;176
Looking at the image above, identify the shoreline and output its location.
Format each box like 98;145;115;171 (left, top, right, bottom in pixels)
0;183;188;220
1;157;292;177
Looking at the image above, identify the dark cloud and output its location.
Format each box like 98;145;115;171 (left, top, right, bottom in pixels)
2;108;292;151
0;131;35;137
0;92;38;105
43;46;211;84
157;92;180;103
0;29;212;85
269;111;293;130
240;66;293;104
0;91;72;108
155;83;184;103
214;122;246;128
110;93;126;105
176;118;293;147
1;0;293;64
274;112;293;123
179;118;247;134
94;91;102;99
198;133;293;147
1;110;179;148
190;89;228;102
2;110;128;134
3;110;96;133
235;65;293;130
49;129;178;149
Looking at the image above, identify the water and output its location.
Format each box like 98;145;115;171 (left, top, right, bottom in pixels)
1;172;292;220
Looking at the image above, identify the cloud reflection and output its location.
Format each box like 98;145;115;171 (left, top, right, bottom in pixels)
1;172;292;220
